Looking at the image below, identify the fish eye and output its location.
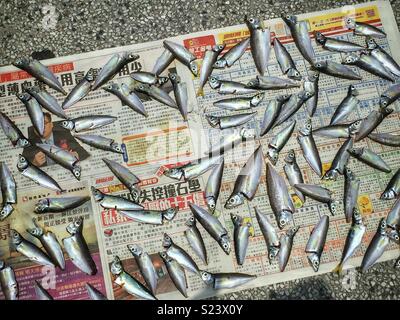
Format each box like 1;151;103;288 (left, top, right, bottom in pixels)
286;15;291;19
229;198;236;203
280;219;286;226
249;18;254;23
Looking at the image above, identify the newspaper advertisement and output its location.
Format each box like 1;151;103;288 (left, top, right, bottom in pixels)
0;1;398;300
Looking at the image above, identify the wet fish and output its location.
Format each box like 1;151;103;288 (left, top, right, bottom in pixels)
355;107;393;142
333;208;366;274
152;49;175;76
322;138;353;181
27;218;65;270
330;85;359;125
86;283;108;300
163;233;199;274
61;115;117;132
361;219;390;273
135;83;177;109
343;167;361;223
184;215;208;265
0;162;17;221
189;203;231;255
313;120;362;139
163;155;222;181
119;207;178;225
281;14;315;65
17;92;45;137
208;76;257;95
254;207;280;262
246;75;301;90
214;37;250;69
245;16;271;76
348;147;391;173
0;261;18;300
278;226;299;272
75;134;124;154
10;229;54;267
17;154;63;192
206;128;255;156
312;60;361;80
110;255;156;300
130;71;168;85
36;143;81;180
366;37;400;77
314;31;365;52
102;158;141;202
305;215;329;272
163;40;198;76
225;146;264;208
381;168;400;200
213;93;265;111
0;111;30;148
127;244;158;295
62;217;97;275
206;112;256;130
283;149;305;203
273;38;302;80
260;94;291;137
34;196;90;214
197;44;225;95
91;52;139;90
103;82;148;117
386;198;400;229
13;57;66;95
200;270;256;290
267;121;296;165
342;52;395;82
345;17;386;39
159;252;188;298
91;186;143;211
304;71;319;117
205;160;224;213
368;132;400;147
169;72;189;121
62;68;95;109
294;183;337;215
26;86;67;119
231;213;251;265
379;83;400;108
266;162;295;229
34;280;53;300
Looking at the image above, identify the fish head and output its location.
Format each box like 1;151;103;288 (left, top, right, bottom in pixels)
344;17;356;29
377;218;387;235
16;92;30;102
388;229;400;243
281;14;297;27
130;187;141;203
288;226;300;237
287;68;302;81
157;76;169;86
0;204;13;221
344;166;354;180
380;190;396;200
230;213;241;226
278;211;293;229
300;89;314;102
365;37;377;50
185;215;196;227
125;52;140;63
26;226;44;238
163;207;178;221
251;92;265;106
244;16;263;30
34;199;49;213
277;94;292;104
72;167;82;180
200;270;214;285
213;59;227;69
135;83;151;94
208;76;221;89
312;61;326;72
25;86;40;95
91;187;104;202
224;193;244;209
342;54;358;65
349;120;362;135
158;251;169;262
60;120;75;131
284;149;296;164
9;229;22;245
205;114;220;128
168;72;180;85
85;68;95;82
395;259;400;269
299;118;312;136
240;128;256;140
66;217;84;235
268;247;279;262
110;143;123;154
322;169;338;181
189;61;198;77
246;78;259;89
379;96;390;108
348;85;359;96
266;148;279;165
314;31;326;45
163;167;183;180
308;71;320;82
352;208;363;224
16;155;29;170
219;235;231;254
307;253;320;272
102;82;119;94
347;147;362;157
13;57;30;68
162;233;173;248
17;138;31;148
213;44;226;54
110;256;123;276
381;107;394;116
127;244;142;256
206;197;216;213
328;201;337;216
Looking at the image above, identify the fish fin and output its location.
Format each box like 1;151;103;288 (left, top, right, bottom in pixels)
332;263;343;275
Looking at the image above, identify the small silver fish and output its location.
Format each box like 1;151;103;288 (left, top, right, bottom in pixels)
348;147;391;173
267;121;296;165
304;71;319;117
283;149;305;203
208;76;257;95
343;167;361;223
0;111;30;148
231;213;252;265
379;83;400;108
13;57;66;95
294;183;337;215
135;82;177;109
197;44;225;95
260;94;291;137
0;162;17;221
278;226;299;272
254;207;280;262
61;115;117;132
200;270;256;290
206;112;256;130
205;160;224;213
158;252;188;298
381;168;400;200
189;203;231;255
206;128;255;156
314;31;365;52
17;92;45;137
0;261;18;300
273;38;302;80
368;132;400;147
34;280;53;300
91;52;139;90
246;75;301;90
62;68;95;109
86;283;108;300
322;138;353;181
313;120;362;139
119;207;178;225
184;215;208;265
354;107;393;142
152;49;175;76
213;93;265;111
91;186;143;211
312;60;362;80
214;37;250;69
386;198;400;229
75;134;124;154
366;37;400;77
130;71;168;85
26;86;67;119
305;215;329;272
169;72;189;121
163;40;198;76
62;217;97;275
330;85;359;125
34;196;90;214
345;17;386;39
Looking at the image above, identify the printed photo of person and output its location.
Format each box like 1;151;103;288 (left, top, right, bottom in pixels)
22;112;90;167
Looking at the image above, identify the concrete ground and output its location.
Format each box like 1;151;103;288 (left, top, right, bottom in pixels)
0;0;399;299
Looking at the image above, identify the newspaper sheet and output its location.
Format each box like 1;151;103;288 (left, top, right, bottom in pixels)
0;1;398;300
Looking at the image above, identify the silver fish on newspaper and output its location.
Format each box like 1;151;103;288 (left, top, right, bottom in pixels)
205;160;224;213
0;111;30;148
254;207;280;262
283;149;305;203
159;252;188;298
274;37;302;80
86;283;108;300
305;215;329;272
197;44;225;95
231;213;252;265
214;37;250;69
75;134;124;154
330;85;359;125
130;71;168;85
62;68;95;109
135;83;177;109
379;83;400;108
184;215;208;265
323;138;353;181
208;76;257;95
17;155;63;192
345;17;386;39
61;115;117;132
314;31;365;52
366;37;400;77
62;217;97;275
26;86;67;119
119;207;178;225
200;270;256;290
110;255;156;300
267;121;296;165
368;132;400;147
381;168;400;200
312;60;361;80
189;203;231;255
0;162;17;221
34;280;53;300
355;107;393;142
260;94;291;137
213;93;265;111
169;72;189;121
206;112;256;130
225;146;263;208
34;196;90;214
163;40;198;76
343;167;360;223
304;71;319;117
27;218;65;270
386;198;400;229
91;186;143;211
152;49;175;76
278;226;299;272
0;261;18;300
294;183;337;215
13;57;66;95
206;128;255;156
348;147;391;173
246;75;301;90
91;51;139;90
313;120;362;139
17;92;45;137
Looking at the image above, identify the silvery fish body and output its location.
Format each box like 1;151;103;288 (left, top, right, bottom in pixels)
348;147;391;173
231;213;251;265
0;112;30;148
91;51;139;90
206;112;255;130
62;217;97;275
0;162;17;221
119;207;177;225
323;138;353;181
312;60;361;80
13;57;66;95
61;115;117;132
313;120;362;139
75;134;124;154
343;167;360;223
379;83;400;108
314;31;365;52
386;198;400;229
304;71;319;117
254;207;280;262
201;270;256;290
135;83;177;109
368;132;400;147
130;71;168;85
355;107;393;142
245;17;271;76
103;82;148;117
17;92;44;137
214;37;250;68
34;280;53;300
62;68;95;109
34;196;90;214
305;215;329;272
283;149;305;203
205;160;224;213
184;215;207;265
294;183;337;215
36;143;81;180
0;261;18;300
86;283;108;300
278;226;299;272
246;75;300;90
366;37;400;77
273;38;302;80
345;17;386;39
208;76;257;95
26;86;67;119
169;72;189;121
189;203;231;255
266;162;295;229
163;40;198;76
225;146;263;208
197;44;225;94
330;85;359;125
207;128;255;156
152;49;175;76
16;155;63;192
260;94;290;137
213;93;264;111
91;186;143;211
159;252;188;298
267;121;296;165
381;168;400;200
